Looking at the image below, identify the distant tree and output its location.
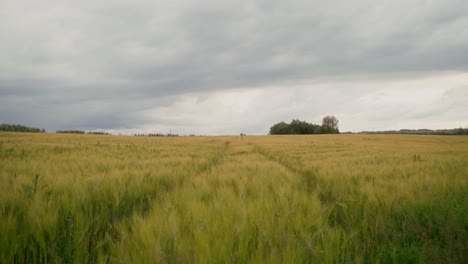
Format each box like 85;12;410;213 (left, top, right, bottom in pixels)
314;125;322;134
270;116;340;135
86;131;111;135
56;130;85;134
289;119;305;134
0;123;45;133
321;116;339;134
290;119;319;134
270;121;291;135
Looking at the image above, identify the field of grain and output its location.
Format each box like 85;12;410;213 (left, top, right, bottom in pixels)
0;132;467;263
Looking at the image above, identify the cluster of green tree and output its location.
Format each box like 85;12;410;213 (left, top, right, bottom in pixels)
87;131;111;135
56;130;85;134
433;128;468;135
358;128;468;135
270;116;339;135
0;123;45;133
56;130;111;135
134;133;179;137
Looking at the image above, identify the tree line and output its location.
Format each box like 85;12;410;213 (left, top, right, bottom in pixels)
56;130;111;135
356;128;468;135
134;133;179;137
56;130;85;134
0;123;45;133
270;116;340;135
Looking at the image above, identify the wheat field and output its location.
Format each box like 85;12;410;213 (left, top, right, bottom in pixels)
0;132;467;263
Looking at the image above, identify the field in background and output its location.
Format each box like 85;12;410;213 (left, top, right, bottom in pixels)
0;133;467;263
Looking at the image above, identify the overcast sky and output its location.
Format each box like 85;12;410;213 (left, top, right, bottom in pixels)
1;0;467;134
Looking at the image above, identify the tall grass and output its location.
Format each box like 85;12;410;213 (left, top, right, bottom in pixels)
0;133;467;263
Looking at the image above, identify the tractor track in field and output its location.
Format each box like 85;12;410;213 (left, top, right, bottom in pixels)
249;143;305;175
249;143;322;195
203;140;230;174
206;141;292;175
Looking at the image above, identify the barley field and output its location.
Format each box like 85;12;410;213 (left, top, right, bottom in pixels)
0;132;467;263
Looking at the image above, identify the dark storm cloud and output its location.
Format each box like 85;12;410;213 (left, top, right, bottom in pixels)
1;0;467;132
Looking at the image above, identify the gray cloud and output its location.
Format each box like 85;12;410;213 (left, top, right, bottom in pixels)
1;0;467;133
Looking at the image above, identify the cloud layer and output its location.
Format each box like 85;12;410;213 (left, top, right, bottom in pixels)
1;0;467;134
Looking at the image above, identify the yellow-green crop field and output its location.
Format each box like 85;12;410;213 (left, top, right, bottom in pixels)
0;132;467;263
